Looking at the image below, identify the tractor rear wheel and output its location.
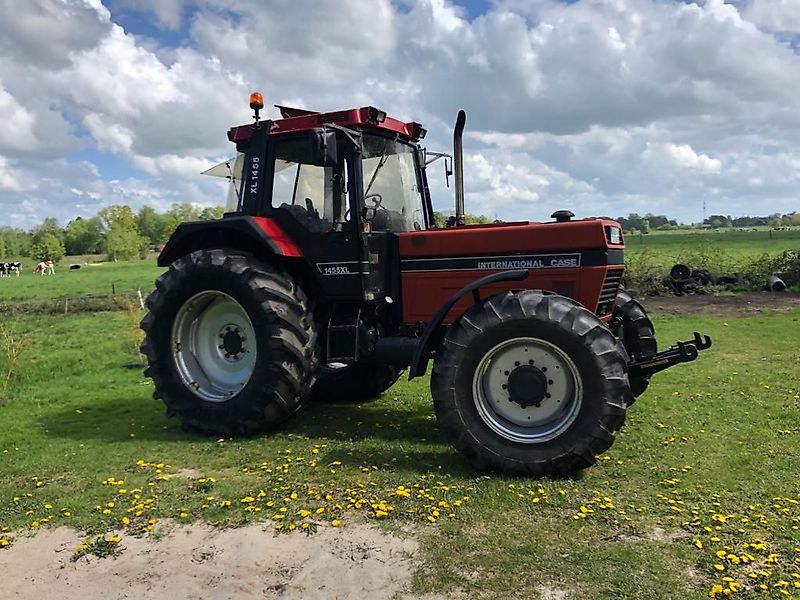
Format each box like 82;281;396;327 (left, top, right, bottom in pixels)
431;291;629;476
140;249;317;435
610;291;657;401
310;363;404;404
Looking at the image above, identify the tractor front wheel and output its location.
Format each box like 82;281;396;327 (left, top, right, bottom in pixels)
431;291;629;476
140;249;317;435
310;363;404;404
610;291;657;401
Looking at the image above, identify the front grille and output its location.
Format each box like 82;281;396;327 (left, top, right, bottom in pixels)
597;268;624;316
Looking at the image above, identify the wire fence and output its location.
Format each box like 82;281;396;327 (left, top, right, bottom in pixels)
0;288;146;315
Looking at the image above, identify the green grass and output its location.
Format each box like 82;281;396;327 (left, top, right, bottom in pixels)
0;306;799;599
0;260;164;301
626;227;800;265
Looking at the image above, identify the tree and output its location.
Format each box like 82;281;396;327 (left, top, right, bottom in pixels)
0;227;32;257
64;217;102;255
198;206;225;220
106;225;149;261
137;206;170;246
31;217;64;245
31;233;65;262
161;202;201;241
98;205;138;232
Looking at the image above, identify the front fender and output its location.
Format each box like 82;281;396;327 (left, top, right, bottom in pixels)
407;269;528;380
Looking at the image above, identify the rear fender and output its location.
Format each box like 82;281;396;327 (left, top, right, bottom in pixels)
408;269;528;380
158;216;302;267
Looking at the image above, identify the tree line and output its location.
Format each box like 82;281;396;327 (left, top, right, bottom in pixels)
1;203;224;263
614;212;800;233
5;205;798;263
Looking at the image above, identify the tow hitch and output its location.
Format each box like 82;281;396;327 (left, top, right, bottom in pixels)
628;332;712;379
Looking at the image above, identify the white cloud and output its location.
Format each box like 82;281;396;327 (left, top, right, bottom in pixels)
652;143;722;173
744;0;800;32
1;0;800;227
0;156;31;192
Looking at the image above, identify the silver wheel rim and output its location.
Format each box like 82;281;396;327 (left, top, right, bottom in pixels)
171;290;257;402
472;337;583;444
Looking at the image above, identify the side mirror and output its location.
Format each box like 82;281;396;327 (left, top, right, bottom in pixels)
311;128;338;167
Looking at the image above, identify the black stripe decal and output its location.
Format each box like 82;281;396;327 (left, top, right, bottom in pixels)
401;249;623;273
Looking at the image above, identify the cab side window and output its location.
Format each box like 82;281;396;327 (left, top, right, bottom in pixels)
271;137;349;232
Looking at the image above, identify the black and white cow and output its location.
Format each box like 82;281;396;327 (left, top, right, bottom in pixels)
0;262;20;277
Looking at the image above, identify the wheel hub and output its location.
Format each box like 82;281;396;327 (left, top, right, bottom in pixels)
507;365;548;408
471;337;582;444
220;327;245;359
171;290;257;403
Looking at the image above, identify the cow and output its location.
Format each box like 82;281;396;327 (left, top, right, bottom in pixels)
0;262;19;277
34;260;54;275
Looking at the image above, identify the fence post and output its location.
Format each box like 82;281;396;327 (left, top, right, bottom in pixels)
64;296;68;314
112;283;116;296
137;288;144;309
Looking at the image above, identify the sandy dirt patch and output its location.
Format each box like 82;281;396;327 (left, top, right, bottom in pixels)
1;522;420;599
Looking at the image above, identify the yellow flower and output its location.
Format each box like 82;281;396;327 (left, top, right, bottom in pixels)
298;509;311;518
331;519;341;527
179;512;188;518
427;516;436;523
713;564;725;572
694;540;703;549
375;510;388;519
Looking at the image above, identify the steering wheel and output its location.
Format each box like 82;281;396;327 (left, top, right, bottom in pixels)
363;193;385;210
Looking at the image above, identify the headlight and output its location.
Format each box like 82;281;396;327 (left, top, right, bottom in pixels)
606;226;622;245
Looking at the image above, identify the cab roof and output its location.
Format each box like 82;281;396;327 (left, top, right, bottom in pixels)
228;106;426;144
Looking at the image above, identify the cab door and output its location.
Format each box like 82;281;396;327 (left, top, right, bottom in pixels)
264;133;362;301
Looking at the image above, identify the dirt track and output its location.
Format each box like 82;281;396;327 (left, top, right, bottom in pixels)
637;291;800;316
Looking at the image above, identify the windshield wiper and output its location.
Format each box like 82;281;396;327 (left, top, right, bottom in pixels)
364;148;389;198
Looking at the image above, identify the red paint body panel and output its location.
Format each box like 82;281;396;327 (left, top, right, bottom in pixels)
250;216;303;257
399;219;618;257
398;219;624;324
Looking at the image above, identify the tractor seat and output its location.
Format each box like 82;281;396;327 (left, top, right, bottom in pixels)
279;203;331;232
370;209;409;232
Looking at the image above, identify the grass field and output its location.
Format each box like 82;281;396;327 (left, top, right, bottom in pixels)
0;299;798;599
626;227;800;266
0;260;163;301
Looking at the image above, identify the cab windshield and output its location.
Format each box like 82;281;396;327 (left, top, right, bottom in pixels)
361;136;426;231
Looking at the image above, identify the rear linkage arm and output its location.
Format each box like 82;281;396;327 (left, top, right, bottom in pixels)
627;332;713;379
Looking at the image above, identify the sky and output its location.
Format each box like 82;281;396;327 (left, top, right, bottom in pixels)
2;0;800;228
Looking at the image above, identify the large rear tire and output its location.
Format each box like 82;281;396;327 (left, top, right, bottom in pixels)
310;363;404;404
610;291;657;401
431;291;629;476
140;249;317;435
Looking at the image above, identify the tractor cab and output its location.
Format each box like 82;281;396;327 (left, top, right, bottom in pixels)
215;101;435;304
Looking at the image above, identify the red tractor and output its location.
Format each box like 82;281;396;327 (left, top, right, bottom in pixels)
140;93;710;475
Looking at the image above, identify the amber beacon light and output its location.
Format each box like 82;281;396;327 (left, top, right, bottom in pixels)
249;91;264;110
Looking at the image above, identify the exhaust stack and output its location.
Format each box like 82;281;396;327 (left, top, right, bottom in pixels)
453;110;466;226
